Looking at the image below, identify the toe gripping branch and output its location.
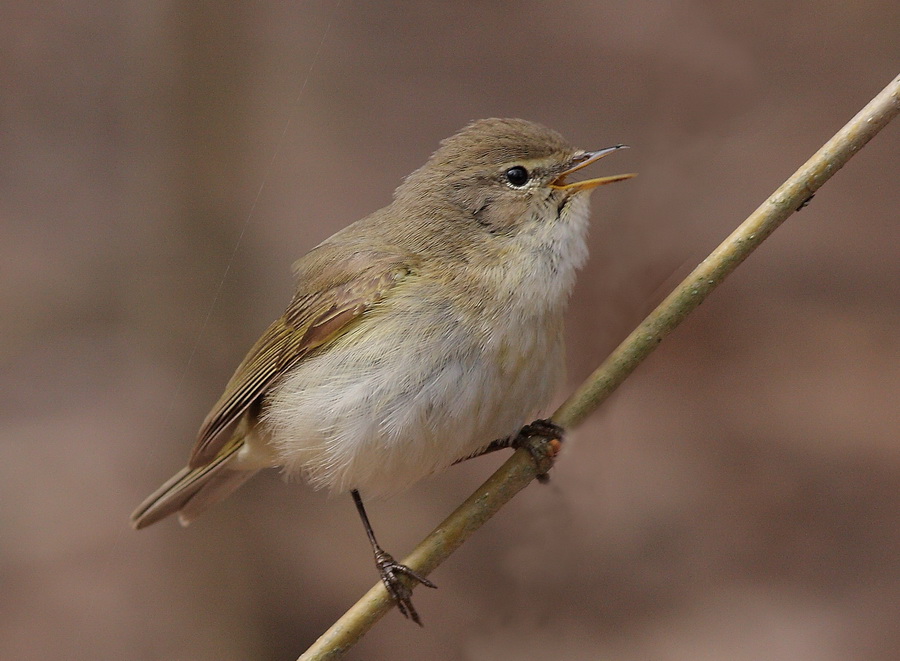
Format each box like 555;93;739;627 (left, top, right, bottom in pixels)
373;547;436;626
512;419;565;484
362;419;563;625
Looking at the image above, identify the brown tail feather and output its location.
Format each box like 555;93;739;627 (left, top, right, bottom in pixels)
131;440;257;529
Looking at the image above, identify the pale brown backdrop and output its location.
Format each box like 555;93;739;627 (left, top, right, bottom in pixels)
2;2;898;660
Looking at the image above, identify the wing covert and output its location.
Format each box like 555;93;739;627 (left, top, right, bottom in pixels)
188;247;415;468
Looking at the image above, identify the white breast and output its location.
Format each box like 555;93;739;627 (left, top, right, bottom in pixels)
264;193;591;498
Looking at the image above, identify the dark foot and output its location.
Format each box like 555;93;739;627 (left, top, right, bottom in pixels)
512;419;565;483
374;548;437;626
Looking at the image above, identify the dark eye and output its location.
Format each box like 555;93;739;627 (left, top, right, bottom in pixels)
504;166;530;187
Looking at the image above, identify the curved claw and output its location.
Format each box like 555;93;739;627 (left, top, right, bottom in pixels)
513;419;565;483
374;549;437;626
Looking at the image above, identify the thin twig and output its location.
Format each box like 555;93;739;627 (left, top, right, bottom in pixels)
298;73;900;661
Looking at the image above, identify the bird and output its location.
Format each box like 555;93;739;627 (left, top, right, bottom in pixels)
131;118;635;624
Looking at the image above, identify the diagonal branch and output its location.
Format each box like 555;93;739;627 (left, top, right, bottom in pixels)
298;72;900;661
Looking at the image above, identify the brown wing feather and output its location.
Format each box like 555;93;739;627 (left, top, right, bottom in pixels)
189;247;416;468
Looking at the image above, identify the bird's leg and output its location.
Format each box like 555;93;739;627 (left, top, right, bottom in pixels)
454;419;565;483
351;489;436;626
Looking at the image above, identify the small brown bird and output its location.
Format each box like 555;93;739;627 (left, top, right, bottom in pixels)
132;118;634;623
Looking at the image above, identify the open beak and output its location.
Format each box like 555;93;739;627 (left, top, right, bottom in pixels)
550;145;636;191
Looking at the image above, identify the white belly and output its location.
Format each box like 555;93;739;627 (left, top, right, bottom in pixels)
262;304;563;498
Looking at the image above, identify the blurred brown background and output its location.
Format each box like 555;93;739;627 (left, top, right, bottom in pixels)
2;2;898;660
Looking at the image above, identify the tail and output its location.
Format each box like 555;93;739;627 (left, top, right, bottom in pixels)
131;437;258;529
